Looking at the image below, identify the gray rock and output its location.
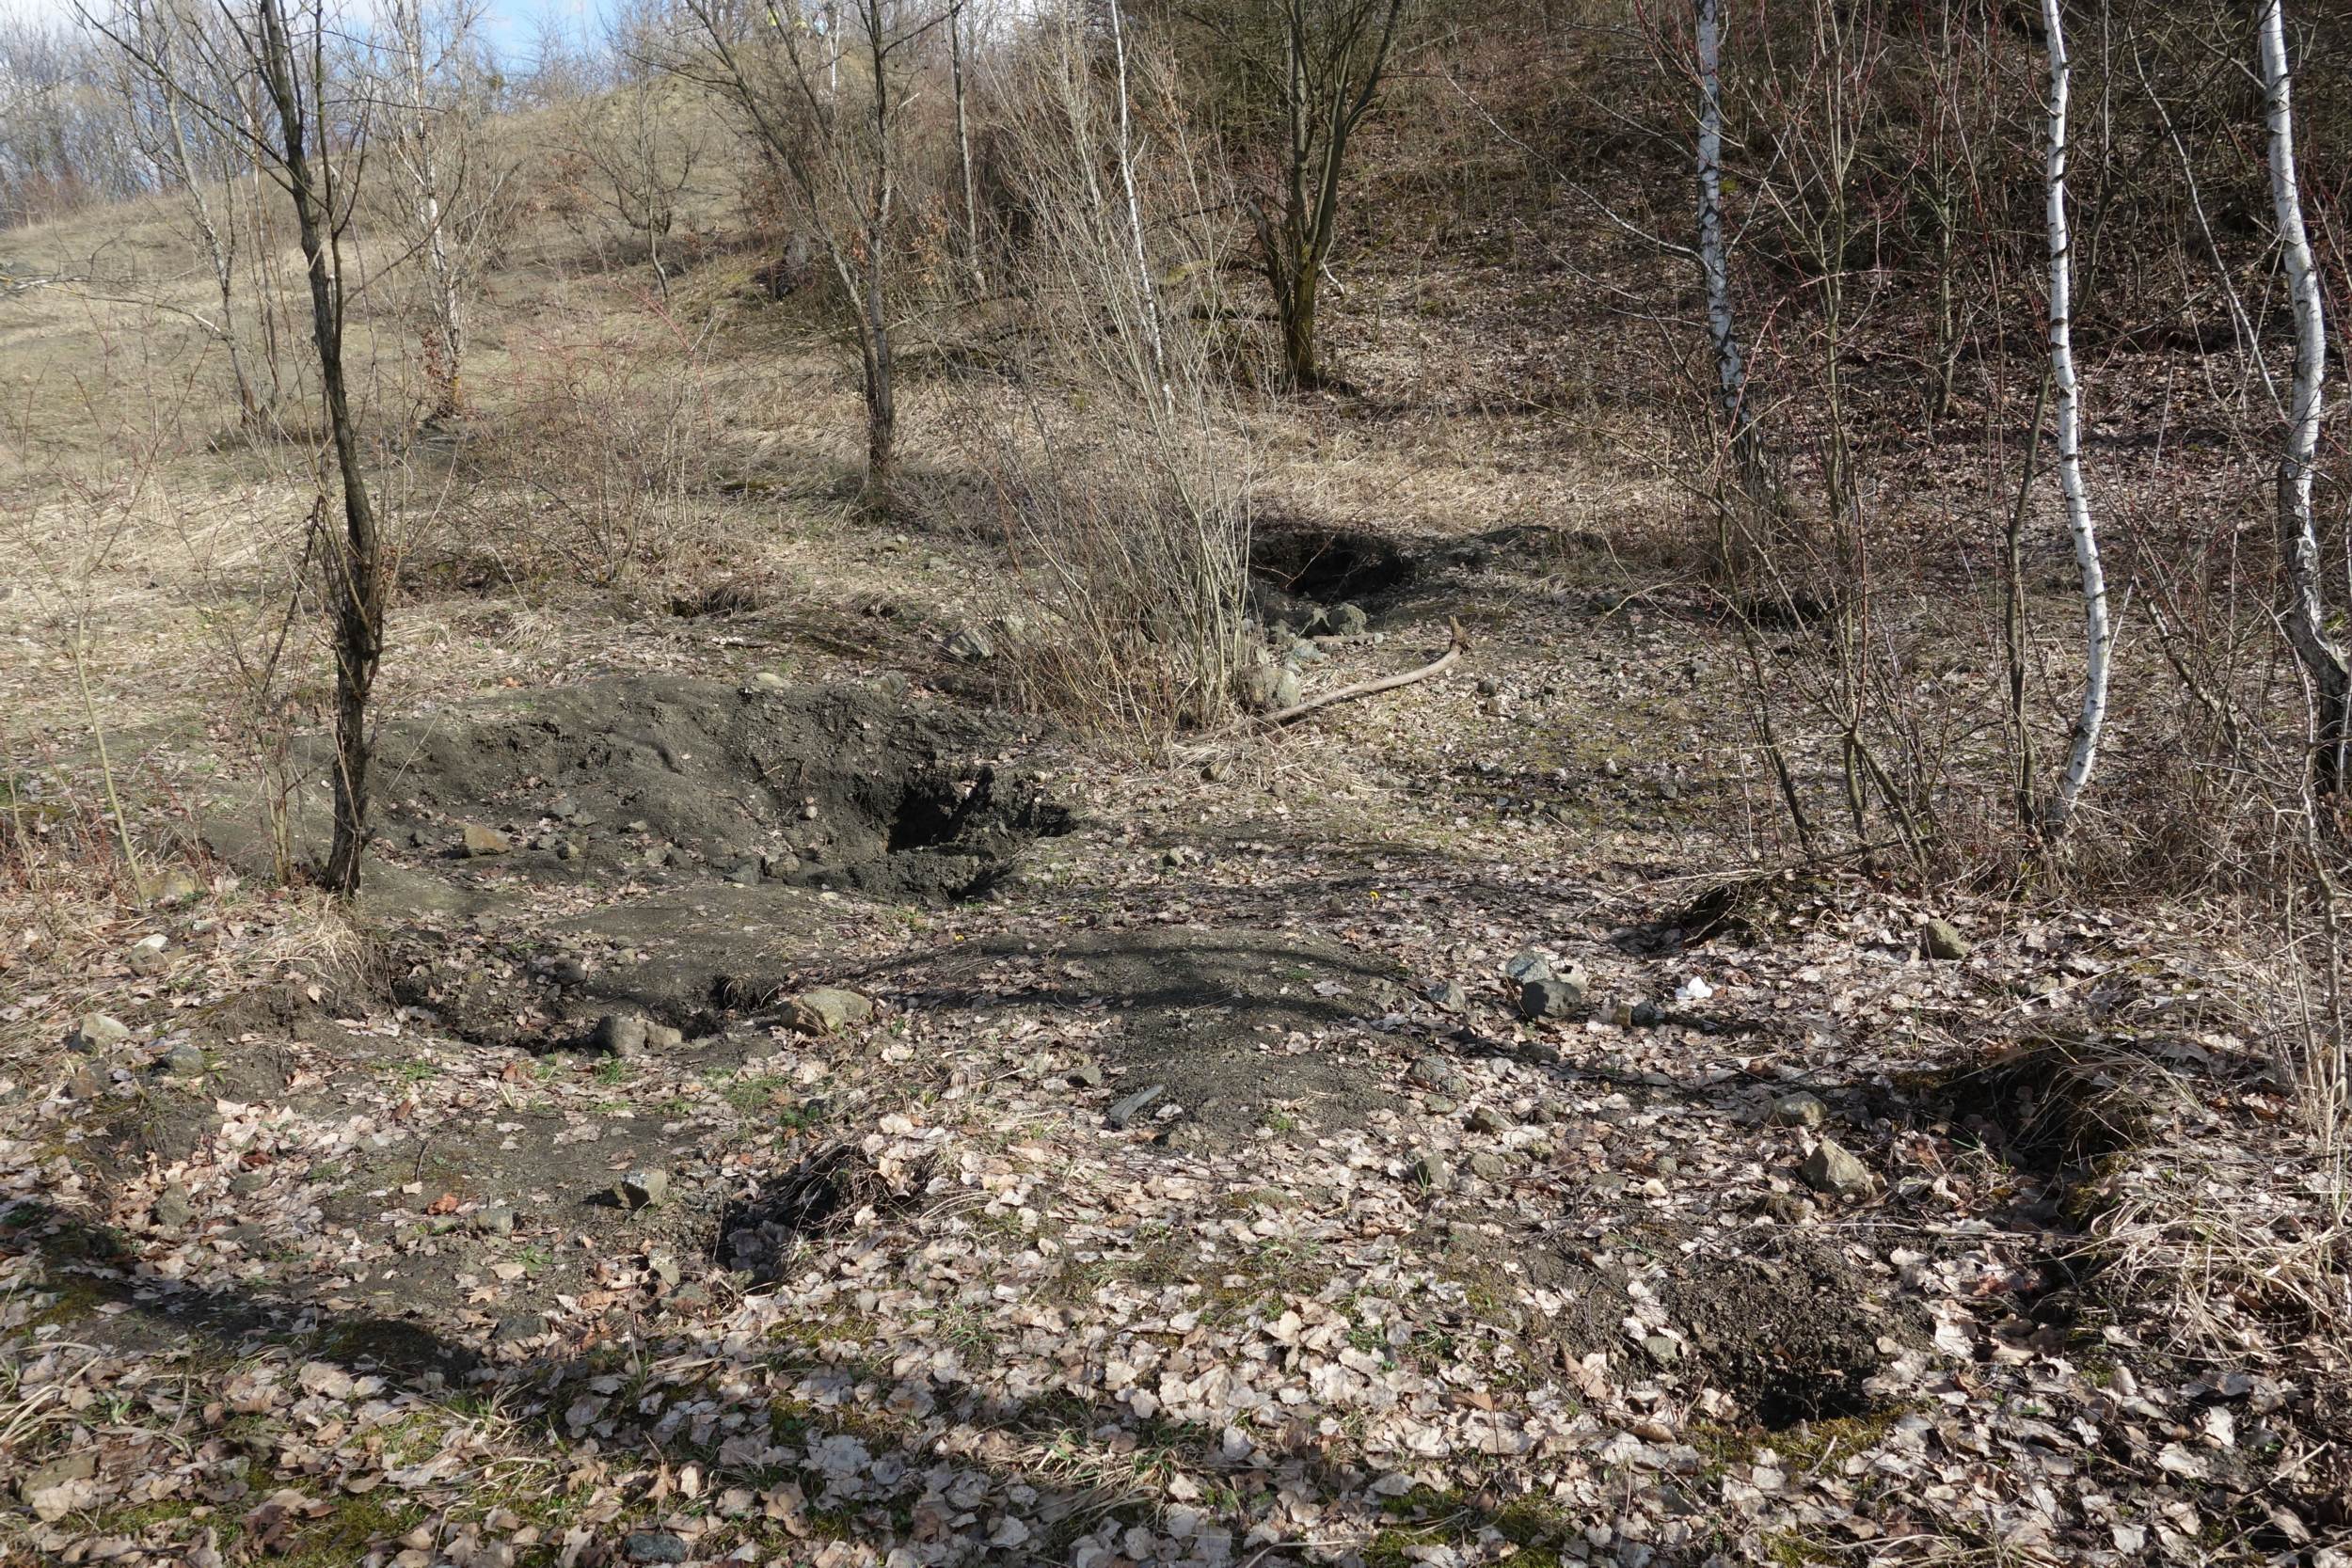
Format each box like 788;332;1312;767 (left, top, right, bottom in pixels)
1067;1060;1105;1089
153;1182;193;1229
17;1449;95;1506
1467;1151;1511;1181
1270;667;1303;710
648;1253;682;1287
146;869;201;907
473;1205;516;1237
1465;1104;1509;1134
644;1022;685;1053
946;625;993;663
727;860;762;886
1920;918;1971;960
158;1041;206;1078
64;1013;130;1053
625;1531;691;1564
1476;676;1502;697
1802;1138;1873;1198
1160;845;1202;870
126;937;168;976
460;822;513;857
783;988;873;1036
1503;948;1555;985
556;840;583;862
594;1013;649;1057
1642;1334;1681;1366
1407;1055;1464;1094
1769;1092;1829;1130
1760;1192;1817;1226
617;1169;668;1211
63;1067;105;1100
1518;974;1585;1020
1238;662;1282;711
1629;1001;1665;1027
1327;603;1369;636
754;671;789;691
1106;1083;1166;1130
1408;1150;1452;1189
1425;980;1468;1013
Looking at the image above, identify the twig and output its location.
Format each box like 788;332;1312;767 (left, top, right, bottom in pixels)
1255;620;1468;729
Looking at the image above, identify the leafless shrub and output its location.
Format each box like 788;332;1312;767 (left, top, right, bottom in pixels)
956;5;1257;744
471;296;726;589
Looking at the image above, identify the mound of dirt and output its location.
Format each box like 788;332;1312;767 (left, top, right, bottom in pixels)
1660;1237;1911;1427
369;675;1071;905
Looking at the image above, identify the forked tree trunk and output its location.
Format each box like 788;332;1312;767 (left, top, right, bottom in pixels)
2042;0;2112;831
256;0;385;897
2259;0;2349;794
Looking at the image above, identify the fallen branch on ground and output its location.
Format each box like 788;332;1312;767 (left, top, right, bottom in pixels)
1257;619;1469;728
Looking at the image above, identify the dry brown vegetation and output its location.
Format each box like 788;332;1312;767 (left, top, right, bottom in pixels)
5;2;2352;1565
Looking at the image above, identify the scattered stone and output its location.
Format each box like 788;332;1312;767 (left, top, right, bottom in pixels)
64;1013;130;1053
1802;1138;1873;1198
1503;948;1555;984
671;1282;712;1308
1408;1149;1452;1189
157;1041;206;1078
644;1022;685;1053
754;671;789;691
593;1013;650;1057
1270;667;1303;710
1407;1055;1464;1094
473;1205;516;1238
17;1450;95;1507
1629;1001;1665;1027
1761;1192;1818;1226
460;822;513;858
783;988;873;1036
64;1067;105;1100
1769;1092;1829;1130
1238;662;1282;711
1106;1083;1166;1130
624;1531;691;1564
1067;1060;1105;1089
1465;1104;1509;1134
1160;845;1202;869
1920;918;1972;960
1425;979;1468;1012
1476;675;1502;697
1519;971;1586;1020
145;868;201;907
556;839;583;862
616;1169;669;1211
152;1182;193;1229
1467;1151;1511;1181
1643;1334;1681;1366
946;625;993;663
1655;1154;1679;1177
492;1313;546;1343
727;859;762;886
126;934;168;975
1676;974;1715;1003
648;1253;682;1287
1327;603;1369;636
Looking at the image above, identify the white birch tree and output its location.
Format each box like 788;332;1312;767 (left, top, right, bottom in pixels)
1693;0;1760;496
2041;0;2112;831
2258;0;2348;794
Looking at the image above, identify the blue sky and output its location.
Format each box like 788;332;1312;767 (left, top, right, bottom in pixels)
2;0;606;71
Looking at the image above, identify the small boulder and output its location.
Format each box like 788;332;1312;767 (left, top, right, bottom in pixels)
1424;979;1468;1013
157;1041;206;1078
1467;1151;1511;1181
64;1013;131;1053
783;988;873;1036
152;1182;194;1229
624;1531;690;1565
146;869;201;908
1519;969;1587;1020
1920;918;1971;960
1503;948;1556;984
644;1022;685;1053
593;1013;650;1057
1769;1092;1828;1130
1407;1149;1452;1190
946;625;994;663
1406;1055;1464;1094
1802;1138;1873;1198
126;934;168;976
1327;603;1369;636
473;1204;516;1238
460;823;513;858
616;1169;669;1211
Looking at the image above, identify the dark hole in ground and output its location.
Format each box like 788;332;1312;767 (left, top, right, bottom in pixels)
1662;1244;1895;1429
717;1144;931;1280
1250;520;1416;604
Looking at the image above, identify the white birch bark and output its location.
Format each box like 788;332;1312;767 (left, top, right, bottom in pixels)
948;0;982;294
2259;0;2349;789
1693;0;1756;486
390;0;462;416
1106;0;1170;408
2042;0;2112;827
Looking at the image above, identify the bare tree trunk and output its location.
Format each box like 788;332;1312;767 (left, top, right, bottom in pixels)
1107;0;1168;402
1694;0;1761;495
859;1;896;511
2042;0;2112;831
2260;0;2348;794
389;0;463;417
153;25;262;427
256;0;385;897
948;0;982;295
